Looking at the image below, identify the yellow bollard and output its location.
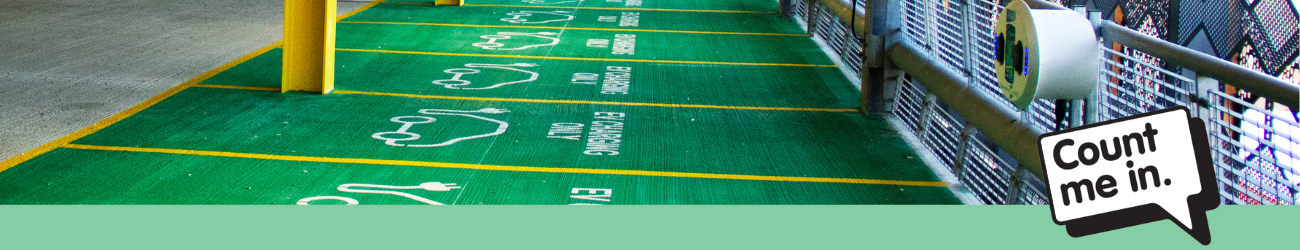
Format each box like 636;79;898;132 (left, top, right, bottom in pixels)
282;0;336;94
436;0;463;6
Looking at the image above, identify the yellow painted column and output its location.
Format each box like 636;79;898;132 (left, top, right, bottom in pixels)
436;0;463;6
282;0;336;94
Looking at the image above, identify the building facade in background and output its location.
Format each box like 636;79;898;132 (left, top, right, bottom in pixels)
1050;0;1297;205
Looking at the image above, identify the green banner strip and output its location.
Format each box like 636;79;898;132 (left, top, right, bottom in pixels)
0;206;1291;249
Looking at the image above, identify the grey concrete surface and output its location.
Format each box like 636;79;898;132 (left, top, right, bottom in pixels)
0;0;371;161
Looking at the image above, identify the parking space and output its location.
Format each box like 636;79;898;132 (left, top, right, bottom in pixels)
0;0;959;205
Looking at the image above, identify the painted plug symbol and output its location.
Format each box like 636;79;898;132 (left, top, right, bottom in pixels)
419;182;461;191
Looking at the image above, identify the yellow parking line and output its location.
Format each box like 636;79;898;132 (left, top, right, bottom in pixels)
337;48;839;68
64;144;949;187
338;0;386;20
0;0;391;173
335;90;861;112
195;84;281;92
189;85;858;113
0;42;284;173
383;1;775;14
465;4;776;14
340;21;806;36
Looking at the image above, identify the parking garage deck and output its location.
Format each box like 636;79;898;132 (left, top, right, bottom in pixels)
0;0;959;205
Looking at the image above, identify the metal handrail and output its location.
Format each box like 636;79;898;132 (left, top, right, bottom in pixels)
890;0;1296;181
1096;21;1299;107
1020;0;1297;107
814;0;870;37
789;0;1297;203
887;40;1049;179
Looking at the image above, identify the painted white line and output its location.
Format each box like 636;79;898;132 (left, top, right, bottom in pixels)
501;10;576;24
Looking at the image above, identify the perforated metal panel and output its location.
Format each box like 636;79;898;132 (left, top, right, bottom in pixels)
1097;47;1195;121
896;0;1050;204
1208;90;1299;205
796;0;865;74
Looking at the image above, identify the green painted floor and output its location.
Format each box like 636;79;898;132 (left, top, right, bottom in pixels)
0;0;959;204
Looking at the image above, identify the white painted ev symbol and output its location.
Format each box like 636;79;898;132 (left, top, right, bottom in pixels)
433;63;539;90
372;108;510;147
472;32;561;51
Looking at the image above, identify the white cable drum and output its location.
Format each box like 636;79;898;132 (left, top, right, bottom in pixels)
995;0;1100;110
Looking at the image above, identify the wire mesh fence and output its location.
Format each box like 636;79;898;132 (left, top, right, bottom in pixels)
894;0;1051;204
793;0;1296;205
792;0;1048;204
1206;90;1298;205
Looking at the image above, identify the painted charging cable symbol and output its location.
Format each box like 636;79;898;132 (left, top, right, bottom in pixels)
473;32;561;50
501;10;575;24
372;108;510;147
297;182;462;205
433;63;539;90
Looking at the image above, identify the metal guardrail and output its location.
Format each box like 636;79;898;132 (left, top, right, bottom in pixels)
890;38;1056;204
787;0;1049;204
1096;21;1299;107
788;0;1298;205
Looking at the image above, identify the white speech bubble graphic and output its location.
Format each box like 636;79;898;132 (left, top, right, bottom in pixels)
1038;107;1217;244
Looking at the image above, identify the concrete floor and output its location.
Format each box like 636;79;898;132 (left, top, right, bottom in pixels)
0;0;370;160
